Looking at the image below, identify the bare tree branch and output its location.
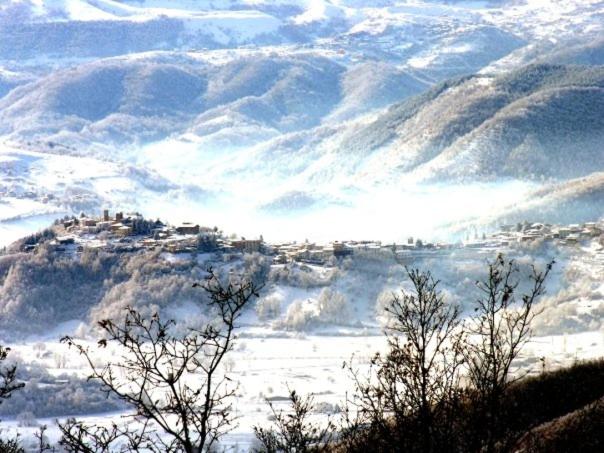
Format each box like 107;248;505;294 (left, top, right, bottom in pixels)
59;268;261;452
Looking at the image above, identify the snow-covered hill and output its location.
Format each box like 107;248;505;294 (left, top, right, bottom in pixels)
0;52;433;150
326;64;604;182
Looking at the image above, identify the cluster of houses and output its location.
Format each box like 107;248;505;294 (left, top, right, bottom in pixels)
39;211;604;264
271;240;381;264
52;210;198;251
270;237;474;265
48;209;265;255
270;221;604;266
473;221;604;248
62;210;144;237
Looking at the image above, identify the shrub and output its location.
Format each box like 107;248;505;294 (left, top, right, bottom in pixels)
282;299;317;331
256;294;283;321
317;288;350;323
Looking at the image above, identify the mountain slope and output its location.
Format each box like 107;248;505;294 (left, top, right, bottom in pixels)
0;54;337;147
0;52;432;151
502;172;604;225
326;64;604;182
419;65;604;180
169;63;604;204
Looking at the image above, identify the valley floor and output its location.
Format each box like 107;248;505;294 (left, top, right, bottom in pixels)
2;328;603;451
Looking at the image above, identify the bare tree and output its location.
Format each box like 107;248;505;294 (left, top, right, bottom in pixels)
464;254;553;452
0;344;25;453
59;269;261;452
0;345;24;402
0;435;23;453
33;425;54;453
253;389;334;453
59;419;149;453
343;268;465;452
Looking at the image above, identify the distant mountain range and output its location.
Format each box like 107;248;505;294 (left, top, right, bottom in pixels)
0;53;429;149
0;0;603;241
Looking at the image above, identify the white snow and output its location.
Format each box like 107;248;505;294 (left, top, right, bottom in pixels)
1;0;603;447
292;0;348;25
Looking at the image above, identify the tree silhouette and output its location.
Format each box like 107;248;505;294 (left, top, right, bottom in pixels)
59;269;261;452
464;254;554;452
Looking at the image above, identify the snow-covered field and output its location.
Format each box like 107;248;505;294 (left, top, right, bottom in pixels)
3;317;603;450
3;320;604;449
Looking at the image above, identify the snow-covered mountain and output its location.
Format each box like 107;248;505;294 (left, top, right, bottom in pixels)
319;64;604;182
0;52;432;149
1;0;603;244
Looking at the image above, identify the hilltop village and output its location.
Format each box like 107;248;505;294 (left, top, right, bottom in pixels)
12;209;604;266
